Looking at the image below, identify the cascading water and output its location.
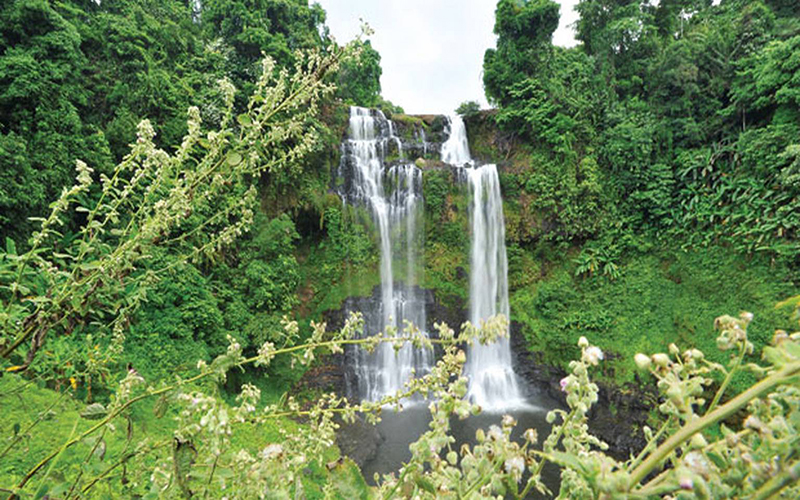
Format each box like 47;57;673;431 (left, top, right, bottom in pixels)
355;113;555;489
441;115;524;411
440;114;472;166
339;107;430;402
464;165;524;410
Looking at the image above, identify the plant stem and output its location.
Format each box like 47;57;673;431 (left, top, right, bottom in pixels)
627;360;800;491
749;459;800;500
382;464;414;500
626;416;674;473
706;340;747;414
204;454;221;498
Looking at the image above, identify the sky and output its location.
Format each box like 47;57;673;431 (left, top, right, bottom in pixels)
315;0;579;115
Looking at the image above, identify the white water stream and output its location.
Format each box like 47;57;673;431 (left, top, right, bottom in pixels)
339;107;430;402
339;110;524;410
442;115;525;411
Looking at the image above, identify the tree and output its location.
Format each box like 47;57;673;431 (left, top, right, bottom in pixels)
483;0;560;106
336;40;382;107
0;0;97;240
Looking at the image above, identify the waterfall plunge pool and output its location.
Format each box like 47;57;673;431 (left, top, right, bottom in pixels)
337;109;562;497
357;387;562;498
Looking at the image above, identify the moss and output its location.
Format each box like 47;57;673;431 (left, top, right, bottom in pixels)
423;241;468;311
391;114;425;127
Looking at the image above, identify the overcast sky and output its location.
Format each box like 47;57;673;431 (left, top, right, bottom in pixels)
315;0;579;114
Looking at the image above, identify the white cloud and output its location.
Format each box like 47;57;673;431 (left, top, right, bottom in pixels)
316;0;578;114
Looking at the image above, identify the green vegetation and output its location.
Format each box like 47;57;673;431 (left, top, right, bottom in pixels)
0;0;799;497
422;169;470;310
0;373;354;498
482;0;800;263
468;0;800;391
511;246;792;389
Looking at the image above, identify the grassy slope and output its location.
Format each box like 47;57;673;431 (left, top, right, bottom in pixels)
510;246;795;390
0;374;363;498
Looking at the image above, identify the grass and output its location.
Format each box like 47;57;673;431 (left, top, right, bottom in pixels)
0;373;360;498
510;244;796;390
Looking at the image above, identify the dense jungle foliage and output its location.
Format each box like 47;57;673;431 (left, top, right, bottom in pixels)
472;0;800;375
0;0;391;383
0;0;799;498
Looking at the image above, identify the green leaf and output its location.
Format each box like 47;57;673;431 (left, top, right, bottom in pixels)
763;346;791;368
92;439;107;461
80;403;107;420
237;114;252;126
707;451;726;469
784;341;800;361
776;295;800;311
5;238;16;256
80;261;102;271
414;476;437;494
227;151;243;167
543;451;589;474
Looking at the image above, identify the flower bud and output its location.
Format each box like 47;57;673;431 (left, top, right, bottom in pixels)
691;434;708;449
772;330;789;346
652;353;670;367
667;385;683;405
584;346;604;365
502;414;517;428
634;353;651;370
578;336;589;348
669;343;680;355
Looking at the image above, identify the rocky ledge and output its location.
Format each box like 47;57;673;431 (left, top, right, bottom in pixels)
295;288;652;465
510;321;652;459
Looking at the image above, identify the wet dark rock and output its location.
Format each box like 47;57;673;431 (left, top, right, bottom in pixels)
320;289;651;463
509;321;651;459
335;414;383;467
292;357;348;396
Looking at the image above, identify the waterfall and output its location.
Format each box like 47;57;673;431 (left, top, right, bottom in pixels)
441;115;471;166
442;115;524;411
339;107;430;402
464;165;524;410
